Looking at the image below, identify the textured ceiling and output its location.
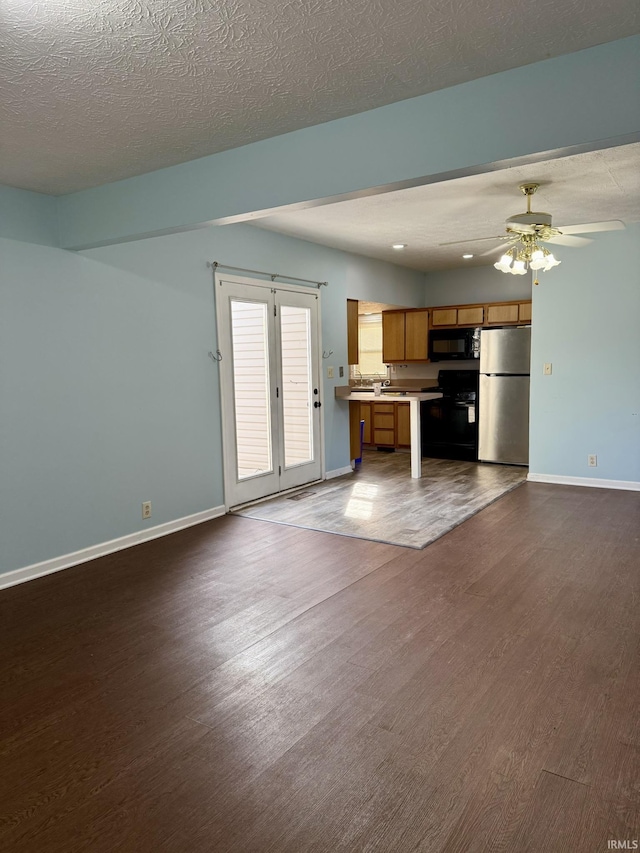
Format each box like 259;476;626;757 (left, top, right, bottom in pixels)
1;0;639;195
253;144;640;271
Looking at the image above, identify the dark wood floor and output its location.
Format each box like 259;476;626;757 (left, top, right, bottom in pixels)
1;483;638;852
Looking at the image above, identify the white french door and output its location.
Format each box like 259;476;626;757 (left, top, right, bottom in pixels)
215;274;323;508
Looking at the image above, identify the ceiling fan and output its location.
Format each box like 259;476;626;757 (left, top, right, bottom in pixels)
441;183;624;284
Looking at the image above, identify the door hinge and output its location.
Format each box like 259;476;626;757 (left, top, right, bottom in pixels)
279;465;281;475
276;386;279;398
274;305;277;316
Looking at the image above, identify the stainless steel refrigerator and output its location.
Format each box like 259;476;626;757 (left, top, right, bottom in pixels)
478;326;531;465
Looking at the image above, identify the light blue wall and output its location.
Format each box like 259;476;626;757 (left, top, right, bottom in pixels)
0;237;221;573
0;227;424;575
85;224;425;477
57;37;640;249
0;186;59;247
3;35;639;578
424;264;532;306
529;224;640;483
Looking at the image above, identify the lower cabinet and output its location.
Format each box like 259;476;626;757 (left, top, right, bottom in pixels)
360;402;372;444
396;403;411;447
372;403;395;446
359;401;411;449
349;402;363;460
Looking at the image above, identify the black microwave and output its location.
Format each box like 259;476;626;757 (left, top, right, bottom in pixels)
428;327;481;361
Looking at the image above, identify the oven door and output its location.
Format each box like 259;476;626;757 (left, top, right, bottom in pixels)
421;399;478;461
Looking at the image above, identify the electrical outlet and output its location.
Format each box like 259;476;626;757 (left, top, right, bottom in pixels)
543;363;552;375
588;455;597;468
327;366;334;379
142;501;152;519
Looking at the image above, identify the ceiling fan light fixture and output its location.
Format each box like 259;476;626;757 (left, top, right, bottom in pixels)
529;249;547;270
494;251;514;272
489;184;576;283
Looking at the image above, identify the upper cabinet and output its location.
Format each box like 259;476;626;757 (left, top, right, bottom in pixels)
517;301;532;323
485;301;532;325
379;300;531;364
457;306;485;326
382;310;405;362
347;299;359;365
485;303;518;325
404;310;430;360
430;300;531;329
382;309;429;363
432;306;485;327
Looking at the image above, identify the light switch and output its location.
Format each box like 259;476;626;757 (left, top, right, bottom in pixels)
327;366;334;379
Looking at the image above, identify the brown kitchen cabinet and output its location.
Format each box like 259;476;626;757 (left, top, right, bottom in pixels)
372;402;396;446
432;306;485;326
350;401;376;460
382;308;429;362
518;301;532;323
429;300;531;329
347;299;359;365
360;401;372;445
486;299;531;325
396;403;411;447
357;401;411;449
431;307;459;327
485;302;519;325
457;306;485;326
349;401;362;460
381;311;406;362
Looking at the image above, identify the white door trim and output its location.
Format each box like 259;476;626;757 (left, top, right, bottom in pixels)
214;272;324;510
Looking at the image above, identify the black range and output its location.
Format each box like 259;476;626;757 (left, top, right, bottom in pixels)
420;369;479;462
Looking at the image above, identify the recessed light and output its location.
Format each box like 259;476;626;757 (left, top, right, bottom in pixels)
462;253;474;259
392;243;407;250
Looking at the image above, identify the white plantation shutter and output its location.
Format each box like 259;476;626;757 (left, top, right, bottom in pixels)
230;300;273;478
280;305;313;467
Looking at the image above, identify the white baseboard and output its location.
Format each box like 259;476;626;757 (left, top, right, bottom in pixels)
0;506;227;591
325;465;354;480
527;473;640;491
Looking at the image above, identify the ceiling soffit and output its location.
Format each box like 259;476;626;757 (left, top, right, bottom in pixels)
2;0;639;194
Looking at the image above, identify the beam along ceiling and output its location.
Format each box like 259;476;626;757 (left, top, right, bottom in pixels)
1;0;639;195
252;143;640;272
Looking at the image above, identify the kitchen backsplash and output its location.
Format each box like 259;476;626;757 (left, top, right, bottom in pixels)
389;361;480;383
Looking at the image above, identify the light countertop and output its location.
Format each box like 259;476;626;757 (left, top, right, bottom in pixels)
334;387;441;478
336;389;442;402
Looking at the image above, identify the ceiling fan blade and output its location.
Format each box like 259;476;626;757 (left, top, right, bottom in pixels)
438;235;503;247
480;242;515;257
556;220;625;235
545;234;592;248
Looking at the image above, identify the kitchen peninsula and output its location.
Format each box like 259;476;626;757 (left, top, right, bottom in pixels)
335;387;442;478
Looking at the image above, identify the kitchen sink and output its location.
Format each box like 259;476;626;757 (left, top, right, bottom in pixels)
351;386;436;394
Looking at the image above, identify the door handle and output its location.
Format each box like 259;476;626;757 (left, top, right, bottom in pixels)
314;401;322;408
